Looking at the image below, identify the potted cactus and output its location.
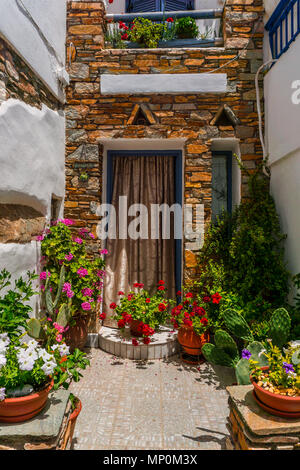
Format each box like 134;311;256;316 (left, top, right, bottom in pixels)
202;307;291;385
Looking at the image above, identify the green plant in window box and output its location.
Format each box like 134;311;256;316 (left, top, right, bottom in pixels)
175;17;199;39
128;18;166;49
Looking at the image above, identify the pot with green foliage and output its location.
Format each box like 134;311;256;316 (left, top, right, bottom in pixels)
175;17;199;39
37;219;106;350
202;307;291;384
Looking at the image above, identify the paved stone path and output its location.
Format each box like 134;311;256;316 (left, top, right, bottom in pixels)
70;348;235;450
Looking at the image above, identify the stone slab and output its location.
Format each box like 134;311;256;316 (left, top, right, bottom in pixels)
99;325;179;360
0;389;70;443
227;385;300;436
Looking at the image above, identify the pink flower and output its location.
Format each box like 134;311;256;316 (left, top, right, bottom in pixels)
96;270;106;278
39;271;50;280
77;267;88;278
100;249;108;255
62;219;74;226
81;302;91;311
40;284;45;291
97;296;102;303
66;290;74;298
79;228;89;236
65;253;73;261
47;317;52;322
89;233;95;239
56;334;63;343
74;237;83;244
36;235;44;241
82;288;94;297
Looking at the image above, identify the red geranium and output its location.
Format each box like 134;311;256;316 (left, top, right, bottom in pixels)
110;302;117;309
185;292;193;298
167;17;174;22
212;293;222;304
200;317;208;325
158;286;165;291
118;318;126;328
132;338;139;346
203;296;211;303
176;291;182;296
118;291;124;295
143;337;151;345
158;280;165;285
121;33;128;40
145;298;151;303
158;303;166;312
99;312;106;320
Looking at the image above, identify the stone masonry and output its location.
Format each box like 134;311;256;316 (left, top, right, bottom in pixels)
65;0;264;284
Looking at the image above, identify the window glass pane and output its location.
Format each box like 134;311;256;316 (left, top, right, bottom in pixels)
212;155;228;223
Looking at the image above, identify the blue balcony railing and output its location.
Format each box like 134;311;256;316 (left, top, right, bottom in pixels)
265;0;300;59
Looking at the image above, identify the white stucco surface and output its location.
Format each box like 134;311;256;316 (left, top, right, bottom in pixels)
101;73;227;94
0;242;41;315
263;10;300;276
0;0;67;101
0;99;65;216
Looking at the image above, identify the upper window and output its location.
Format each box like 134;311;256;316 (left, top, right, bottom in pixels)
125;0;194;13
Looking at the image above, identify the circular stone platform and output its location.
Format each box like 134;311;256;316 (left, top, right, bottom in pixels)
98;325;179;360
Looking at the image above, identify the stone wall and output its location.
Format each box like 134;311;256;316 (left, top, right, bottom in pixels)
65;0;264;283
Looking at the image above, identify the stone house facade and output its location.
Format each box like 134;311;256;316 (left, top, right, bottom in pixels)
65;0;264;312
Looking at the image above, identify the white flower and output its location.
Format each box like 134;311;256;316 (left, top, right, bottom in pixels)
0;355;7;369
23;348;38;362
41;361;56;375
0;333;10;346
58;343;70;357
38;349;53;362
51;344;59;351
26;339;39;350
0;341;8;355
0;387;5;401
19;357;35;371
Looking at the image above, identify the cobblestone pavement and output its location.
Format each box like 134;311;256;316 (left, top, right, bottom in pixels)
70;348;235;450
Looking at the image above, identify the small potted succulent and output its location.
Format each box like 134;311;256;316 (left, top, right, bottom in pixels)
170;291;211;356
38;219;106;350
248;341;300;417
111;280;171;346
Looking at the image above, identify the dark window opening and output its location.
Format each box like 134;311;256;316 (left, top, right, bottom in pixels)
211;151;232;224
126;0;194;13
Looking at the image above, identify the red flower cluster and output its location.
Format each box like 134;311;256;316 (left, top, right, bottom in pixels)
99;312;106;321
133;282;144;289
170;294;209;334
167;17;174;22
202;292;222;305
119;21;129;41
110;302;117;310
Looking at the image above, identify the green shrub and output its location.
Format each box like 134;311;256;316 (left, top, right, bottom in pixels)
128;18;166;48
195;162;290;323
175;17;199;39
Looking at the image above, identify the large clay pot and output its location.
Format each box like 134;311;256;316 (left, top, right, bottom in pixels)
251;366;300;415
177;326;210;356
65;315;89;352
0;380;53;423
130;319;143;337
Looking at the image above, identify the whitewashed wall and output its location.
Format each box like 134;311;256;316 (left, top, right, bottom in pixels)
0;0;67;102
0;0;67;292
264;2;300;277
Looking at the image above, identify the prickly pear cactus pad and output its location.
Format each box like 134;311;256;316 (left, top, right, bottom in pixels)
214;329;239;361
223;308;254;342
202;343;235;367
269;308;291;348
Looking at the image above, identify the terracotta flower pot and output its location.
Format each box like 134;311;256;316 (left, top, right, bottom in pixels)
177;325;210;356
251;366;300;415
130;319;143;337
65;315;89;352
0;380;54;423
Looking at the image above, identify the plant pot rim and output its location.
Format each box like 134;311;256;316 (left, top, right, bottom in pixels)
251;366;300;401
2;379;54;404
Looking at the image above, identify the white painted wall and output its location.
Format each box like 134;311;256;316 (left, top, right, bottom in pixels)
0;0;67;102
0;1;67;305
0;99;65;216
264;2;300;277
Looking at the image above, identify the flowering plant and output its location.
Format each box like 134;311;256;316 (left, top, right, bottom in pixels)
111;281;171;345
170;291;211;336
39;220;106;318
247;341;300;396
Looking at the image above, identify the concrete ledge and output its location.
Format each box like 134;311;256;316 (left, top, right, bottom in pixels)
98;325;179;360
100;73;227;95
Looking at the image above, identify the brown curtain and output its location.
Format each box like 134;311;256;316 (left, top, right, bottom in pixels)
104;155;176;327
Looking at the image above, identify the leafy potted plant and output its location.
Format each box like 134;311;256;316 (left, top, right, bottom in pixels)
170;291;210;356
111;280;170;345
248;341;300;417
125;18;166;49
175;17;199;39
38;219;106;350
